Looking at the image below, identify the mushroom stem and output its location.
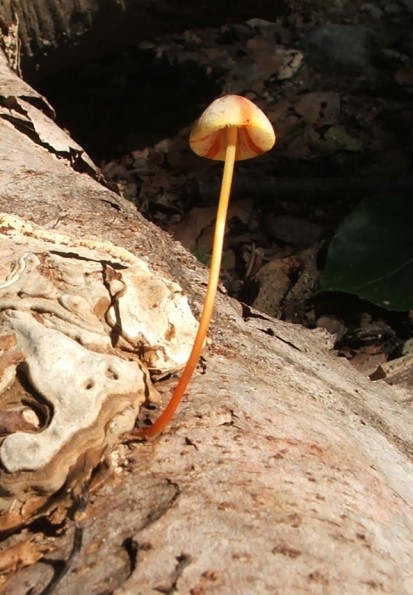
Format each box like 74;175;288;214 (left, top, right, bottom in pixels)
138;126;238;438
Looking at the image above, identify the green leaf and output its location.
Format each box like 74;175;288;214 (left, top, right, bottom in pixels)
320;195;413;311
192;249;211;266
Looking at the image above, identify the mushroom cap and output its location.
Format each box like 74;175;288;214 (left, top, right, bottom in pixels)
189;95;276;161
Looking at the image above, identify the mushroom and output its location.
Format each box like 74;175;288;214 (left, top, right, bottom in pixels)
139;95;275;438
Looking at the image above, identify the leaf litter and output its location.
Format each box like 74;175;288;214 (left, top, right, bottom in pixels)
76;2;413;380
38;1;413;375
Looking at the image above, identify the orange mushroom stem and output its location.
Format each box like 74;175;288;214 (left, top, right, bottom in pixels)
138;95;275;438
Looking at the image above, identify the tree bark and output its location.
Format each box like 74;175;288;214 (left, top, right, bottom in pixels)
0;0;287;82
0;48;413;594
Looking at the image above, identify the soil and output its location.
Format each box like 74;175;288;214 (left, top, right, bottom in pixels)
35;0;413;378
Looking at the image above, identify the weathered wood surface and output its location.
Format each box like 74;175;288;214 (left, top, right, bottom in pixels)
1;51;413;594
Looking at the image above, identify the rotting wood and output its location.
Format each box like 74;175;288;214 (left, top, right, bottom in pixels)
0;48;413;594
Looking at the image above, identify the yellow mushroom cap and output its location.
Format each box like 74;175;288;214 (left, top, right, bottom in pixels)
189;95;275;161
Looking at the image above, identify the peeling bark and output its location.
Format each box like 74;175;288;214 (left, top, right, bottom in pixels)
0;49;413;595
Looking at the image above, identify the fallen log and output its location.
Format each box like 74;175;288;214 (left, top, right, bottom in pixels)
0;49;413;594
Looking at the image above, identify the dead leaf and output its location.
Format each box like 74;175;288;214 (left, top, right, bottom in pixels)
294;91;340;127
395;66;413;86
173;205;217;252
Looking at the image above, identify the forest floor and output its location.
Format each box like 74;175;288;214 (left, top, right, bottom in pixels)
37;0;413;382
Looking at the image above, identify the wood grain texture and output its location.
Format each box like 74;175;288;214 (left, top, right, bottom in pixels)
0;48;413;595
